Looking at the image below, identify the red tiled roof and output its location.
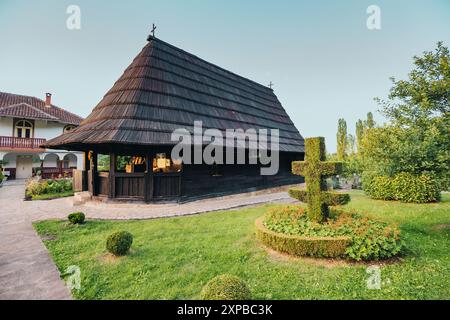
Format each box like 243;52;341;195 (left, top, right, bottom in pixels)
0;92;83;125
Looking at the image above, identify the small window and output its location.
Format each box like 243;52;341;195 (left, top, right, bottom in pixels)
64;125;76;134
115;155;147;173
15;120;33;138
152;153;182;173
97;154;110;172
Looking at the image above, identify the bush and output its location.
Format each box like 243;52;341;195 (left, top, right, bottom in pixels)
106;231;133;256
68;212;85;224
364;172;441;203
200;274;251;300
260;205;403;261
26;178;73;196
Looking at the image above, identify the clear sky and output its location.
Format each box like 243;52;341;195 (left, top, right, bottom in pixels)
1;0;449;152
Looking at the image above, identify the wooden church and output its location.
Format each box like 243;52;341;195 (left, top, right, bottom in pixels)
45;34;305;202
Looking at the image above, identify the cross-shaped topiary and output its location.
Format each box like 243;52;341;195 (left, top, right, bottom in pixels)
289;137;350;223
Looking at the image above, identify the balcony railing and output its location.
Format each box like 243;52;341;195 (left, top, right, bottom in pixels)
0;136;46;150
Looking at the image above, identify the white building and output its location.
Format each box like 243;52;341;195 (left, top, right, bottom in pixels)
0;92;84;180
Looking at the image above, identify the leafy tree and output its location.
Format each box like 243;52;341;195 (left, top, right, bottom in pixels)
355;119;364;153
328;152;365;179
366;42;450;188
336;118;347;160
97;154;110;171
376;42;449;127
365;112;375;129
346;134;356;155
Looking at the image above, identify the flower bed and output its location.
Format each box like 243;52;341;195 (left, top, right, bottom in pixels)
257;206;403;261
25;178;74;200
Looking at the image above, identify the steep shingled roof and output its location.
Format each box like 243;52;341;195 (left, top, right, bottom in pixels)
45;36;304;152
0;92;83;125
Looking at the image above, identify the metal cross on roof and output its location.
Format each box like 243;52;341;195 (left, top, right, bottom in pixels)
268;81;274;89
151;23;157;37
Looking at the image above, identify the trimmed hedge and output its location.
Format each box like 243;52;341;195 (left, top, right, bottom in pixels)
289;188;350;206
257;205;403;261
68;212;85;224
365;172;441;203
200;274;251;300
290;137;348;222
106;231;133;256
255;217;350;258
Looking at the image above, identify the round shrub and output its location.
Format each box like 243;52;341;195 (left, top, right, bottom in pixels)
261;205;403;261
106;231;133;256
365;172;440;203
200;274;251;300
68;212;85;224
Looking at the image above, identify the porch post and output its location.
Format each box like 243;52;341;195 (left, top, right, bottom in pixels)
109;152;116;198
82;151;90;191
58;156;63;177
91;151;98;196
40;158;44;178
144;152;154;203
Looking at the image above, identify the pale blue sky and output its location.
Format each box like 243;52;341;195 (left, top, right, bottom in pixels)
0;0;449;151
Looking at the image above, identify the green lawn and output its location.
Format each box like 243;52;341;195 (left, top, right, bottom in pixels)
32;190;74;201
34;191;450;300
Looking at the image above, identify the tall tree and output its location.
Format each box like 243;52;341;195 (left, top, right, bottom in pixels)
346;134;356;155
336;118;347;160
377;41;449;127
365;112;375;129
367;42;450;188
355;119;364;153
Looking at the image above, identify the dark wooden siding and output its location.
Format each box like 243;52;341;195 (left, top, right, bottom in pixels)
181;152;303;201
115;173;145;199
86;149;303;202
98;172;109;196
153;173;181;198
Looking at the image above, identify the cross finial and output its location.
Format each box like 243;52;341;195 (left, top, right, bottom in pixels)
268;81;274;89
151;23;157;37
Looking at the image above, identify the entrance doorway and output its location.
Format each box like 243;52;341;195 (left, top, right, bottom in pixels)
16;156;33;179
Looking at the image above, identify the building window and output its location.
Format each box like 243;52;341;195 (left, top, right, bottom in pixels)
64;125;76;134
152;153;182;173
15;120;33;138
115;155;147;173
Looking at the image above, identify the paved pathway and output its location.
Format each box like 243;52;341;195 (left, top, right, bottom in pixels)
26;187;296;222
0;181;297;299
0;182;72;300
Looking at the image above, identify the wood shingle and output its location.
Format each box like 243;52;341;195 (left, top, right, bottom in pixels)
45;36;304;152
